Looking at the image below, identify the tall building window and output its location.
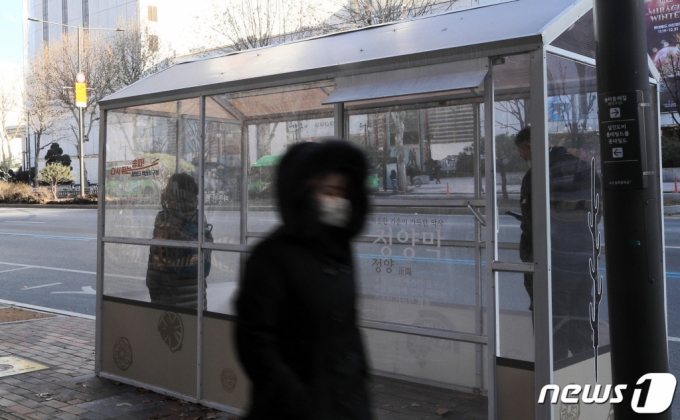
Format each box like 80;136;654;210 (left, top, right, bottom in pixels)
148;5;158;22
148;34;158;52
42;0;48;42
61;0;68;34
82;0;89;27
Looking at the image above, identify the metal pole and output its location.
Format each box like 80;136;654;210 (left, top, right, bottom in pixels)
593;1;670;418
78;26;86;197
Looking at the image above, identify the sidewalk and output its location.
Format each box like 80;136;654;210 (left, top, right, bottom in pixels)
0;309;487;420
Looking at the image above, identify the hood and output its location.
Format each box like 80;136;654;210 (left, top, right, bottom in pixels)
275;139;369;239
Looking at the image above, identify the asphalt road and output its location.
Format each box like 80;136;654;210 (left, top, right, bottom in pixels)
0;207;678;414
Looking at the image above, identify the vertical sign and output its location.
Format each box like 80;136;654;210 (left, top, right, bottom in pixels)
598;90;646;189
645;0;680;112
75;83;87;108
75;72;87;108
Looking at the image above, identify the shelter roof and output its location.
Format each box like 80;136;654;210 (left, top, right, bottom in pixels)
100;0;588;107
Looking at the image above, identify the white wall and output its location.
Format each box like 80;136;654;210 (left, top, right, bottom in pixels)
0;61;25;170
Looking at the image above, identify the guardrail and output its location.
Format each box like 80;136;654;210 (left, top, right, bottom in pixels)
53;185;98;199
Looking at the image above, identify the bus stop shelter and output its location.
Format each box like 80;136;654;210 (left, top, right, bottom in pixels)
95;0;665;418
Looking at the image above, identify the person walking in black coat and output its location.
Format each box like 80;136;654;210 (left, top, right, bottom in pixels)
235;140;372;420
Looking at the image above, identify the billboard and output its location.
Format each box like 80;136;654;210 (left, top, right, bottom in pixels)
646;0;680;112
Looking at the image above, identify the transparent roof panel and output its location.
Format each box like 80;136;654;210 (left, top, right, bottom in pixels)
493;53;530;94
229;87;333;118
210;82;335;123
101;0;586;106
550;9;595;59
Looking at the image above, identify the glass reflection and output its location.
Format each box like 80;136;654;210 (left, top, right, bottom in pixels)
203;96;243;244
105;99;199;239
147;173;212;309
347;103;480;196
547;54;608;364
493;54;531;260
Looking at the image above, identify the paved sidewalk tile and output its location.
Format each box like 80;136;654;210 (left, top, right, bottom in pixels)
0;314;487;420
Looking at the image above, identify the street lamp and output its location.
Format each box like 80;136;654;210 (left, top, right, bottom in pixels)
27;17;123;197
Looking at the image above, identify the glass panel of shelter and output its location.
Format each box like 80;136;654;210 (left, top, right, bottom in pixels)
343;86;487;391
549;9;596;60
492;54;532;261
104;99;210;312
212;82;338;237
202;96;243;245
488;54;541;420
545;53;612;419
105;99;201;240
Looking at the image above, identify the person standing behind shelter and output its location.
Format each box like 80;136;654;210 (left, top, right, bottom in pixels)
146;173;213;309
235;140;372;420
515;126;593;361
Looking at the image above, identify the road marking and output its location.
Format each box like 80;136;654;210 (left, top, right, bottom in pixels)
0;261;95;275
0;232;95;241
0;267;33;274
2;221;46;224
51;286;96;295
0;262;146;282
669;336;680;343
22;282;62;290
666;246;680;249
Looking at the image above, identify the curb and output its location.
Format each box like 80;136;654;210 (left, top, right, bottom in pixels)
0;298;95;319
0;204;96;209
664;205;680;215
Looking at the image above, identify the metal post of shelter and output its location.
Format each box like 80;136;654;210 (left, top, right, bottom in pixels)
484;59;498;420
78;26;86;197
529;46;554;420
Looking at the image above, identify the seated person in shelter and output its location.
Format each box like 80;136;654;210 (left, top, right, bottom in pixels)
146;173;213;309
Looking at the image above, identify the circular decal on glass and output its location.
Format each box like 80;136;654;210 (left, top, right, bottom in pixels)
113;337;133;371
221;368;237;393
158;312;184;353
0;364;13;372
406;310;459;368
560;400;580;420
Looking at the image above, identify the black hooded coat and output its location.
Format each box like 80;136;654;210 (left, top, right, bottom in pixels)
235;140;372;420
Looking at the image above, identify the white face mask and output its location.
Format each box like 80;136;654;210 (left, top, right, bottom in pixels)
317;196;352;228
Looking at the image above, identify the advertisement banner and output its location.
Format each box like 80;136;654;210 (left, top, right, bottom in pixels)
646;0;680;112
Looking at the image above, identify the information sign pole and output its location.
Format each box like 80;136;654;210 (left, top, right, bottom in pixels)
593;0;671;418
77;27;86;197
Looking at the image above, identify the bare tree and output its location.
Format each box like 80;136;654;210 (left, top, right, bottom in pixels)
390;111;408;190
656;49;680;128
39;31;118;165
547;62;596;149
111;21;175;87
25;53;63;173
332;0;459;29
196;0;326;54
28;23;170;180
0;83;23;172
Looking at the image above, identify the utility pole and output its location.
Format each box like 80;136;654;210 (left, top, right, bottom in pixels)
593;0;671;418
77;26;86;197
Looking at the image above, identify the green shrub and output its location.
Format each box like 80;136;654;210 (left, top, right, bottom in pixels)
38;164;74;200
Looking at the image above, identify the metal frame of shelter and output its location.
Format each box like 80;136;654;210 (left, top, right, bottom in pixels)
95;0;666;418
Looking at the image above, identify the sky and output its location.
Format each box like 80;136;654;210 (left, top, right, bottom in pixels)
0;0;24;64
